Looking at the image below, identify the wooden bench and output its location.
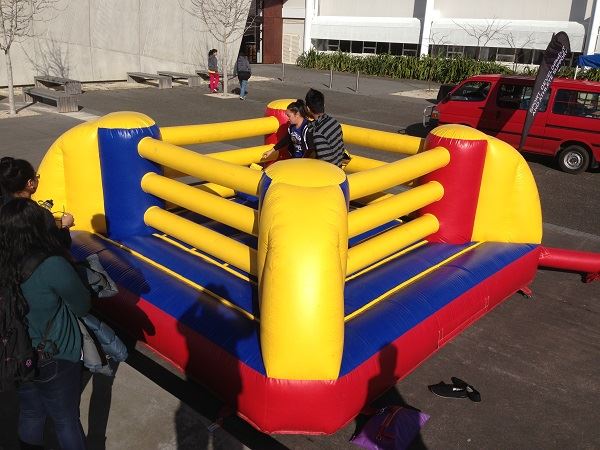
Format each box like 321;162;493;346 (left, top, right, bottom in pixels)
34;75;82;95
24;87;78;113
127;72;172;89
157;71;202;87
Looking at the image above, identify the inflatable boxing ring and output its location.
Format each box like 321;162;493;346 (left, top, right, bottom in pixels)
33;100;600;434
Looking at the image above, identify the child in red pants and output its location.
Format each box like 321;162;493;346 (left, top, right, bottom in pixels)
208;49;219;93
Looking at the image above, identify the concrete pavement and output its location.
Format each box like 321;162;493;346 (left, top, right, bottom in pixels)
0;66;599;449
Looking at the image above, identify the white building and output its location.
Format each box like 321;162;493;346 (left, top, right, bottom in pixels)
0;0;251;86
282;0;600;66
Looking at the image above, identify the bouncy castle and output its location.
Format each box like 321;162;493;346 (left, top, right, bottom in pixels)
34;99;600;434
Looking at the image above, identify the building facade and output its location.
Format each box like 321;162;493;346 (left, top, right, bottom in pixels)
281;0;600;66
1;0;252;86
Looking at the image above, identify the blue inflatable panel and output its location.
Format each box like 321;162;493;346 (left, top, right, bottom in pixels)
70;232;266;373
349;220;401;248
71;232;536;379
340;242;537;375
344;242;474;315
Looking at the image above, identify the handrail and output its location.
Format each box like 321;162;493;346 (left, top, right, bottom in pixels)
138;137;263;196
346;214;439;275
144;206;257;276
347;147;450;200
141;173;258;236
347;182;444;238
160;117;280;146
341;124;424;155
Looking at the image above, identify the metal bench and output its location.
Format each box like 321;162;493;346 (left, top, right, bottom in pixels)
127;72;172;89
24;87;79;113
34;75;82;95
157;71;202;87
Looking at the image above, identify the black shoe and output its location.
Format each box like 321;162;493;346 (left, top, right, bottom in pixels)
428;381;468;399
451;377;481;402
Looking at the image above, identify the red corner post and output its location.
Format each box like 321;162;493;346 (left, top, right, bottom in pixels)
418;126;488;244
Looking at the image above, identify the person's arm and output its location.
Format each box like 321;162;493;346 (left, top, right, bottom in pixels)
262;133;291;160
44;256;91;317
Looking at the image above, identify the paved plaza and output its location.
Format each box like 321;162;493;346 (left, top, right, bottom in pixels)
0;65;599;449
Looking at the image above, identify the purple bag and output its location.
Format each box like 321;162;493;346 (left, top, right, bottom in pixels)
350;406;430;450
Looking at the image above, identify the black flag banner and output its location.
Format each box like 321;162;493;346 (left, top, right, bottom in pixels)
519;31;571;150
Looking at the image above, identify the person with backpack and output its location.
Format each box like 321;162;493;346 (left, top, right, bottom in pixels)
0;198;91;450
235;49;252;100
0;157;74;248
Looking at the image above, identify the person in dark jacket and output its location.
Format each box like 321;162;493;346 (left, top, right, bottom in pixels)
208;48;219;93
235;49;252;100
0;157;73;248
0;198;91;450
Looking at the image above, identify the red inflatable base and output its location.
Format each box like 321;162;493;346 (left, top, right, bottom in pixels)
94;248;539;434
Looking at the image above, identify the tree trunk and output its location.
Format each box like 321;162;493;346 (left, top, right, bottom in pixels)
222;43;229;96
4;49;16;116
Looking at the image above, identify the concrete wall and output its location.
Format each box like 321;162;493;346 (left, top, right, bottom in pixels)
319;0;414;18
283;0;305;19
1;0;250;86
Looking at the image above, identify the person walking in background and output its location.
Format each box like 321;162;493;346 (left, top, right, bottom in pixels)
304;88;347;167
0;198;91;450
208;49;219;93
235;49;252;100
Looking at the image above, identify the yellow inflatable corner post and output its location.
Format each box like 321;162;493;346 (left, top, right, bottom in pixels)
34;112;157;234
257;159;348;380
472;136;543;244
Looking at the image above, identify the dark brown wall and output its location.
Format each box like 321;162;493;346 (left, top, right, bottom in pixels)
262;0;283;64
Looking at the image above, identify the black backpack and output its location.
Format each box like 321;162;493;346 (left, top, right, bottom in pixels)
0;287;36;392
0;253;50;392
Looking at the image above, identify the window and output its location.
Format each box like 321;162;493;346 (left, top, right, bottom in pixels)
313;39;327;51
390;43;403;56
340;40;351;52
363;41;377;54
376;42;390;54
429;45;446;57
450;81;491;102
351;41;363;54
447;46;464;58
402;44;418;56
327;40;340;51
497;84;549;110
553;89;600;118
496;48;516;63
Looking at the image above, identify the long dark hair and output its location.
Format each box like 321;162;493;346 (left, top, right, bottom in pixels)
209;48;218;56
0;198;66;320
287;99;308;118
0;157;35;203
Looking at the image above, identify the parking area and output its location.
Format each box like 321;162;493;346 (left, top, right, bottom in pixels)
0;66;599;449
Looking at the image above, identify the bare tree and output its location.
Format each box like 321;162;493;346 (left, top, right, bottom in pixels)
0;0;59;115
429;30;449;57
180;0;253;96
502;32;536;72
453;19;510;60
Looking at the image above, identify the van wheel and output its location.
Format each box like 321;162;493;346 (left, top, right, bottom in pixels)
558;145;589;174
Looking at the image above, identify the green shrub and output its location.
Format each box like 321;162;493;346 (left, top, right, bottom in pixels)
296;49;600;84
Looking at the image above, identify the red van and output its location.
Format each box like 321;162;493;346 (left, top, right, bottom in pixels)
423;75;600;174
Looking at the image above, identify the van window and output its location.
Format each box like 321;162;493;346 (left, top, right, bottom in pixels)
497;83;549;111
449;81;491;102
552;89;600;119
